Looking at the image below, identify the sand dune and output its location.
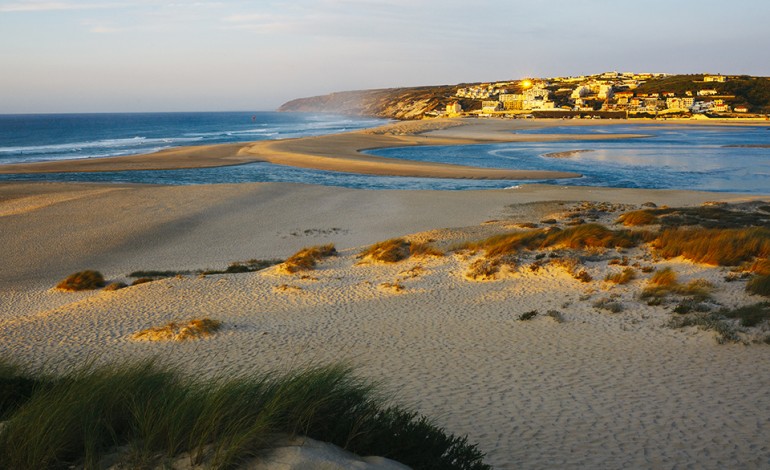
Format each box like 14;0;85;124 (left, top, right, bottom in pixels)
2;180;769;469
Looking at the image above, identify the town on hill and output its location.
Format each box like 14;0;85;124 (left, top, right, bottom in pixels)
279;72;770;120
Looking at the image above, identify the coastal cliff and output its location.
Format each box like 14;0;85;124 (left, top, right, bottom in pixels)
277;86;462;120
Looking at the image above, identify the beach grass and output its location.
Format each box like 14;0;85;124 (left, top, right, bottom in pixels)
131;318;223;342
281;244;337;273
55;270;105;291
652;227;770;265
641;268;714;303
747;275;770;297
617;210;659;226
359;238;411;263
605;267;637;285
0;360;490;470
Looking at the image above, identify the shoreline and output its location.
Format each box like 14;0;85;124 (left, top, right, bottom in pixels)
0;117;682;180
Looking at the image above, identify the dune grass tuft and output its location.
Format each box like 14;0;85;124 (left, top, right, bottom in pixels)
0;360;490;470
605;267;637;285
641;268;714;303
103;282;127;291
281;244;336;273
652;227;770;266
617;209;659;226
667;313;740;344
409;242;444;258
719;302;770;327
55;270;105;291
131;318;223;342
746;275;770;298
359;238;411;263
475;224;649;259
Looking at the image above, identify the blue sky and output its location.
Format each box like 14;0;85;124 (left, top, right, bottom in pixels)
1;0;769;113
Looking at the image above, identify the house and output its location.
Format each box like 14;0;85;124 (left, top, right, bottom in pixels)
734;105;749;113
704;75;727;83
446;102;463;115
482;101;502;113
698;89;718;96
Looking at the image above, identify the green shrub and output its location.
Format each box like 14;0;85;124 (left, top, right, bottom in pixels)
518;310;539;321
55;270;105;291
719;302;770;327
667;313;740;344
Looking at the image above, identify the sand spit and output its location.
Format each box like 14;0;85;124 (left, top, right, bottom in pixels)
0;118;650;179
2;181;770;469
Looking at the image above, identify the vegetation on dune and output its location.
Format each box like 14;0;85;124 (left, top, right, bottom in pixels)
652;227;770;265
640;267;714;303
720;302;770;327
55;270;105;291
282;244;337;273
474;224;649;258
605;267;637;285
747;275;770;298
667;313;740;344
132;318;223;342
359;238;444;264
616;210;658;226
0;360;491;470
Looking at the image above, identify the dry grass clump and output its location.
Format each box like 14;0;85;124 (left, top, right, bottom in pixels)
474;224;645;260
465;258;506;281
641;268;714;303
544;223;648;250
282;244;336;273
617;210;659;226
409;242;444;258
132;318;222;342
605;267;637;285
359;238;410;263
746;258;770;275
55;270;106;291
747;275;770;297
103;282;127;291
550;257;592;282
131;277;155;286
478;229;549;258
652;227;770;265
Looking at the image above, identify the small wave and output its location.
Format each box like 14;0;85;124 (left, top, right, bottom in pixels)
0;136;202;156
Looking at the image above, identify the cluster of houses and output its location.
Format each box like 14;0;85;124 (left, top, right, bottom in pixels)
447;72;749;117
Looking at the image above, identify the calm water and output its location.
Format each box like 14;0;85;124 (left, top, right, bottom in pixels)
1;115;769;193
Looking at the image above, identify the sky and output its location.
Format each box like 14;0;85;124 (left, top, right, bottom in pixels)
1;0;769;113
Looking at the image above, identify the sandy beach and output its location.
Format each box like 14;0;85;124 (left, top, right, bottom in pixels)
2;119;770;469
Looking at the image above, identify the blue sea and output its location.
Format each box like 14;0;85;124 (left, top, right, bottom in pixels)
1;113;769;193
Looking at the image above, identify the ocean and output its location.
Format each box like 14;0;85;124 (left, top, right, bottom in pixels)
1;113;769;193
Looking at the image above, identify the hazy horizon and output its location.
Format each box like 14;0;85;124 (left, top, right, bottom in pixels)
2;0;770;114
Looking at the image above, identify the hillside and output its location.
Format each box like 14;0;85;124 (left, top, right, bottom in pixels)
278;74;770;119
278;85;463;120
